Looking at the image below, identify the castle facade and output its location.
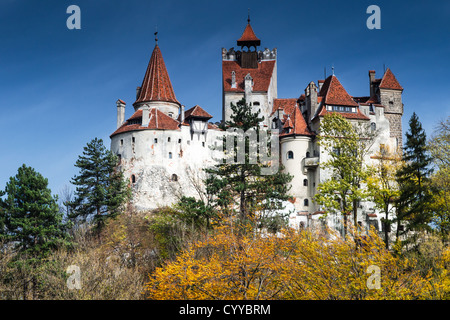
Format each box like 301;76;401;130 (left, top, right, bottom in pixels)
110;20;404;234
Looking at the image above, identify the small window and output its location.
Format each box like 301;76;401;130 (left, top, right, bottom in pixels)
287;151;294;160
371;122;376;132
168;137;171;142
154;138;158;144
253;101;260;106
304;199;309;206
169;152;172;159
120;139;123;146
178;139;181;143
131;175;136;184
303;179;308;187
168;112;173;118
132;137;135;143
171;174;178;182
202;142;205;147
306;151;310;158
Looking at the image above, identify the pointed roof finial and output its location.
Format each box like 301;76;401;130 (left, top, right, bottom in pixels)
332;65;335;76
248;8;251;24
154;25;158;44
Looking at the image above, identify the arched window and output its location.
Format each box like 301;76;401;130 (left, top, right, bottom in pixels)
306;151;310;158
303;179;308;186
168;137;171;142
168;152;172;159
287;151;294;160
304;199;309;206
171;174;178;182
131;174;136;184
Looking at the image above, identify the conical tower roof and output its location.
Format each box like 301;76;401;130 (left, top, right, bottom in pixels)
134;44;180;106
237;23;261;47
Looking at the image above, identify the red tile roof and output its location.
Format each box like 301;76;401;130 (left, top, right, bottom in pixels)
271;98;298;116
379;68;403;91
184;105;213;120
237;24;261;46
280;104;314;137
223;60;276;93
134;45;180;106
110;108;180;137
319;75;359;107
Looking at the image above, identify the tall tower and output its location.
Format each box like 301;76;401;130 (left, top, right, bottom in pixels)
369;68;404;149
221;17;277;126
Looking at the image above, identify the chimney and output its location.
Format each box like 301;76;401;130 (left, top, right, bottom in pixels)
180;105;185;123
369;70;376;97
142;105;150;127
306;82;318;118
116;99;126;129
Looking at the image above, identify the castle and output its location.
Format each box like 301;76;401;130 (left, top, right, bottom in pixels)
110;20;404;234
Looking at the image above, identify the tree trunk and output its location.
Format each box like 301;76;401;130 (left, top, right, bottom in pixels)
384;206;389;250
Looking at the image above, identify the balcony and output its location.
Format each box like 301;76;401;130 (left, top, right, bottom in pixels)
303;156;320;168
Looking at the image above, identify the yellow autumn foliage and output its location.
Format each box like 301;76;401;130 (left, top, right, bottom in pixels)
145;224;450;300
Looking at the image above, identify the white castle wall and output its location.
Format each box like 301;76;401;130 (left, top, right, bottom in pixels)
111;125;224;211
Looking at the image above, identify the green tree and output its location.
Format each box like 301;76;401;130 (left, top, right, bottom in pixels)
173;196;216;231
314;113;375;238
395;112;433;241
427;116;450;242
205;98;292;231
0;164;71;299
367;147;402;249
69;138;130;228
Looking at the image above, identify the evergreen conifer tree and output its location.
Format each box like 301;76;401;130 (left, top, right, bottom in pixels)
0;164;70;258
0;164;71;299
69;138;130;228
205;98;292;231
396;112;433;237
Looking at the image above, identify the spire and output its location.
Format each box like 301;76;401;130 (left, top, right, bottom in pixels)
134;44;180;107
237;14;260;48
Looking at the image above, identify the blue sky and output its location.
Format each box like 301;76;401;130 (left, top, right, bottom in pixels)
1;0;449;198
